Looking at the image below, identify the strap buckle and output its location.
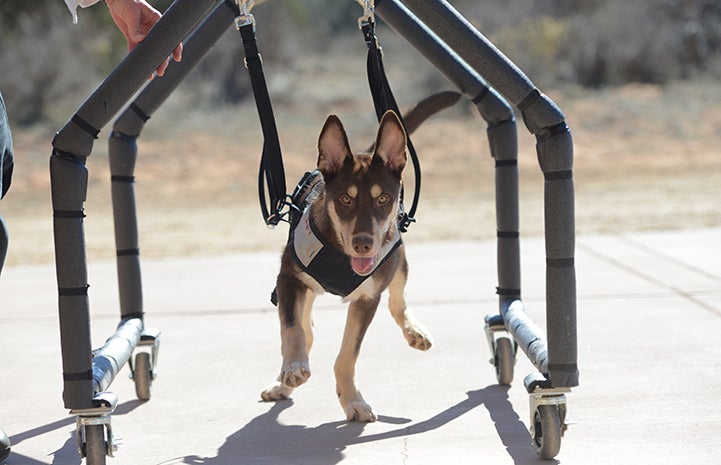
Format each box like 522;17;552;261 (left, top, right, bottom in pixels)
356;0;375;29
234;0;256;30
264;196;296;229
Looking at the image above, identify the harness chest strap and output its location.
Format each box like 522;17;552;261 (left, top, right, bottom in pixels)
290;207;402;298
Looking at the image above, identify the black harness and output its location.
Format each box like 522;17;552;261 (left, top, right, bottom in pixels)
290;207;402;298
234;2;413;304
270;170;402;304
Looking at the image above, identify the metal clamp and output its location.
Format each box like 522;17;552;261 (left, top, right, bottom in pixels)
234;0;256;30
357;0;376;29
483;313;506;364
71;392;119;458
129;327;161;381
524;373;571;437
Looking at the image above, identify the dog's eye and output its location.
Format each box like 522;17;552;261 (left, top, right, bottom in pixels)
377;193;390;205
339;194;353;206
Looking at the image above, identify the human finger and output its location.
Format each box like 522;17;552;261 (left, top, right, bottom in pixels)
156;57;171;77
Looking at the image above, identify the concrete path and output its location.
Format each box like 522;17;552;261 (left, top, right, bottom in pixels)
1;228;720;464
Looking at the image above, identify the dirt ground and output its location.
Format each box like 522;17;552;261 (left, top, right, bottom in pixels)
1;75;720;267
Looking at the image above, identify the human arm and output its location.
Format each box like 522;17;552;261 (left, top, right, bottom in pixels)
64;0;183;76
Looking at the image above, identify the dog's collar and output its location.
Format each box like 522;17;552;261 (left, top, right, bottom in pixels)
291;207;401;297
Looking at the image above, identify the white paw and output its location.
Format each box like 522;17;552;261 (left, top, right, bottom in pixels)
343;400;377;423
281;361;311;388
338;389;377;422
403;322;433;351
260;380;294;401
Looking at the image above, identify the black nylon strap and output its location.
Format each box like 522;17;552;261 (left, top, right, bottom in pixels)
122;311;145;319
547;257;575;268
116;248;139;257
71;114;100;139
496;287;521;296
63;370;93;381
517;88;541;111
495;159;518;167
537;121;570;141
548;362;578;373
129;102;151;122
362;20;420;232
53;209;85;218
544;170;573;181
58;285;89;296
238;22;286;226
110;131;137;144
471;87;490;105
111;175;135;183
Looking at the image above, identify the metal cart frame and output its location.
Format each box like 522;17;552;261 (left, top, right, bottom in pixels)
49;0;578;462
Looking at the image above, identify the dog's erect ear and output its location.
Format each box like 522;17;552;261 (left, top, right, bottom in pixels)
317;115;353;180
373;111;407;176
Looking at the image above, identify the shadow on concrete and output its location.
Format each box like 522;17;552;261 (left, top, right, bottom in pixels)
7;400;146;465
182;386;553;465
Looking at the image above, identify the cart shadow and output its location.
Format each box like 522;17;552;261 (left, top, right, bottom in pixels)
7;399;146;465
182;386;555;465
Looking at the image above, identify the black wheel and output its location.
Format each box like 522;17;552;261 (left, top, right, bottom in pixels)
494;337;514;385
83;424;107;465
0;429;10;463
532;404;562;459
134;352;152;401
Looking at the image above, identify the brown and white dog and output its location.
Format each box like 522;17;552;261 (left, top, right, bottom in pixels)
261;92;459;422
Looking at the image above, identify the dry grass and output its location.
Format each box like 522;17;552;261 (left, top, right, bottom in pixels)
2;75;720;267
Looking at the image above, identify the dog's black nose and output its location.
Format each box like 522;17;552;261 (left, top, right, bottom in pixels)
352;234;374;255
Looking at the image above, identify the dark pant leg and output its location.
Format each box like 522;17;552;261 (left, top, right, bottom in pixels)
0;91;14;274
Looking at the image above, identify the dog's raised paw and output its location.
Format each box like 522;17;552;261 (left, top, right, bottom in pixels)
281;361;311;388
404;323;433;351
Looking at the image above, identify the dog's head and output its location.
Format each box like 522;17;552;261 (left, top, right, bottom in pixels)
316;111;407;276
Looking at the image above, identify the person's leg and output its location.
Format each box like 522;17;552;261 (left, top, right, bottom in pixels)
0;215;7;276
0;89;12;461
0;91;13;201
0;90;14;275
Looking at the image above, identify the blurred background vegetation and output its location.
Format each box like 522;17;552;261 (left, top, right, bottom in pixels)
0;0;719;127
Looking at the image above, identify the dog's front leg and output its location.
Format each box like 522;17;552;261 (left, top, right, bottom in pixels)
388;253;433;351
335;295;380;422
261;279;313;401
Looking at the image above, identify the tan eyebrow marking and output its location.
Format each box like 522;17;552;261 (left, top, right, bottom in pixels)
370;184;382;198
347;185;358;198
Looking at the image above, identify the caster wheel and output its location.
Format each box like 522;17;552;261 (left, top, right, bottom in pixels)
0;429;10;463
494;337;514;385
532;404;562;459
133;352;153;401
83;424;107;465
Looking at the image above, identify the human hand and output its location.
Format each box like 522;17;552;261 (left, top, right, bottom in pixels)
105;0;183;76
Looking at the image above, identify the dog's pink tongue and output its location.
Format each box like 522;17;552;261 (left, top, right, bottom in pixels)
351;256;376;275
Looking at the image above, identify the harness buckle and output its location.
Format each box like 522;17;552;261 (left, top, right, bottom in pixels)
356;0;375;29
234;0;256;30
397;211;416;233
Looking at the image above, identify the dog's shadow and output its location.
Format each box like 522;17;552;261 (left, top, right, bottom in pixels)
181;385;555;465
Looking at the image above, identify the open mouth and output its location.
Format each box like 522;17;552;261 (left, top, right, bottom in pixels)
351;255;378;276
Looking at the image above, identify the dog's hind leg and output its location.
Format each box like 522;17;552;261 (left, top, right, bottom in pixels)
388;251;433;351
335;296;380;422
261;280;312;402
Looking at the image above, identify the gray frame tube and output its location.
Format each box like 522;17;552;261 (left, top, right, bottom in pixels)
92;318;143;393
110;0;239;320
400;0;578;387
503;300;548;373
51;0;220;410
375;0;522;307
